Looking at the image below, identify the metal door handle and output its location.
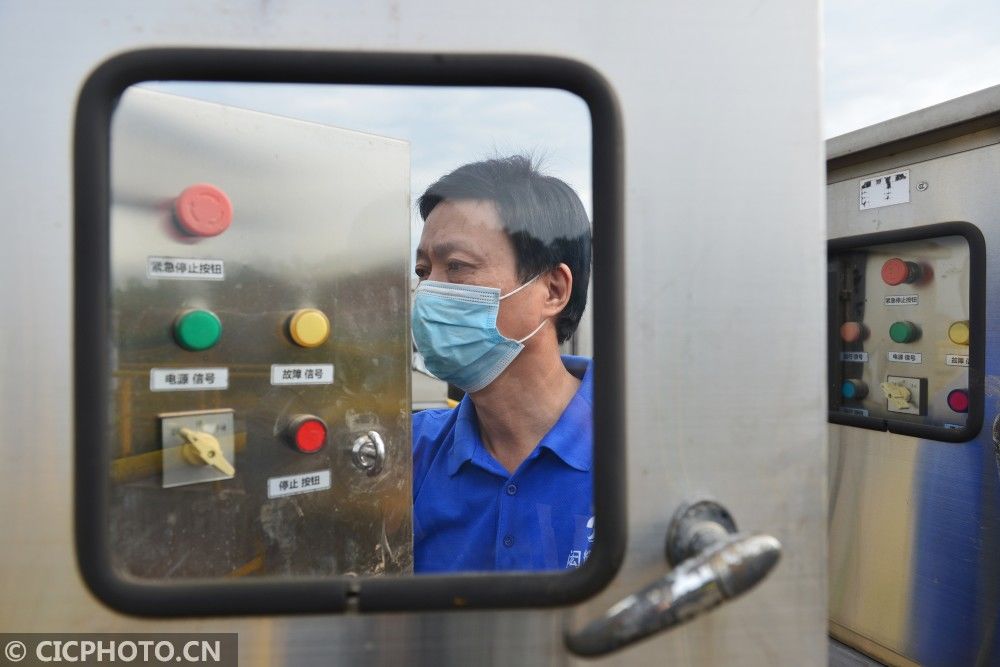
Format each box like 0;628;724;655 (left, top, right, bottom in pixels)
564;500;781;657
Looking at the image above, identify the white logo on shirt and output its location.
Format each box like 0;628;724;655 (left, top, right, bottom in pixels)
567;515;596;568
566;549;592;568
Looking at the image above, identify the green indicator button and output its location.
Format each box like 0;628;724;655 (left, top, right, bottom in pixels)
174;309;222;351
889;320;920;344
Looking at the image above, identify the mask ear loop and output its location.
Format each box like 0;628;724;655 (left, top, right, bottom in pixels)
516;318;548;344
499;274;549;344
499;274;539;300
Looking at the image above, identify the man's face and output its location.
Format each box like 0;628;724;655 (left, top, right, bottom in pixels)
415;199;543;342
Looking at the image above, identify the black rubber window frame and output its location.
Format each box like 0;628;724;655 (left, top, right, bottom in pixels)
827;221;985;443
74;48;625;616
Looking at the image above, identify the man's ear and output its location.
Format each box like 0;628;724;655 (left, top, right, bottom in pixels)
541;263;573;317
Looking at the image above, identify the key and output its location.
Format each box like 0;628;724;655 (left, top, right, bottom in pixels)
880;382;913;411
179;427;235;476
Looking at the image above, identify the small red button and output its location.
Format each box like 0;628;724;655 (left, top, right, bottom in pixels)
174;183;233;237
947;389;969;414
292;418;327;453
881;258;911;286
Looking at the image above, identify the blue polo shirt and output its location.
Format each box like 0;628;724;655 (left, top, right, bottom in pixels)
412;356;593;573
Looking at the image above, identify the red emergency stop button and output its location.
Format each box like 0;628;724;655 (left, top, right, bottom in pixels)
881;258;921;286
174;183;233;237
947;389;970;414
287;415;327;454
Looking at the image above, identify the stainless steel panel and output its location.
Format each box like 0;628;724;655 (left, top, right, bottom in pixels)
828;116;1000;665
107;87;412;578
0;2;825;664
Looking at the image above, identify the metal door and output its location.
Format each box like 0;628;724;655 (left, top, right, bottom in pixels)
0;2;827;664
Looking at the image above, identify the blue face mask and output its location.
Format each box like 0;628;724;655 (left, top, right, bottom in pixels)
411;277;547;394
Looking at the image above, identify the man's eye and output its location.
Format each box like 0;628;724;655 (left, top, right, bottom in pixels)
447;261;468;272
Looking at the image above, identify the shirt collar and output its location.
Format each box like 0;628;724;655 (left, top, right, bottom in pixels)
446;394;484;476
446;355;593;476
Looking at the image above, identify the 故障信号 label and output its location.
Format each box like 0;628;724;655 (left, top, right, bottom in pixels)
270;364;334;385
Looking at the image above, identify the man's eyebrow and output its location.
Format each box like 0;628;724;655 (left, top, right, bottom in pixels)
415;241;482;260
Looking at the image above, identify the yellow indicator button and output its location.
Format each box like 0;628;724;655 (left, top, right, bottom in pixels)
948;320;970;346
289;309;331;348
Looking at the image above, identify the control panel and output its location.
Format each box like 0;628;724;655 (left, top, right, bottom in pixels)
100;87;413;580
828;223;984;440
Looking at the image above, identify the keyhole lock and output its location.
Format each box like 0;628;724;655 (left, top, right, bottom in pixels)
351;431;386;476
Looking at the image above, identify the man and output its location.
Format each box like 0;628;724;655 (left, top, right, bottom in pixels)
411;155;593;572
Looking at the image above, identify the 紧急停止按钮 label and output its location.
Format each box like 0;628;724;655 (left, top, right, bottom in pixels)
884;294;918;306
147;256;224;280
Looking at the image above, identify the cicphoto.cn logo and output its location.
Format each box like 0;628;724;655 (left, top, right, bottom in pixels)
4;641;27;662
0;634;237;666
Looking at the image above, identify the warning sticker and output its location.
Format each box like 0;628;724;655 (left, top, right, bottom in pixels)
860;170;910;210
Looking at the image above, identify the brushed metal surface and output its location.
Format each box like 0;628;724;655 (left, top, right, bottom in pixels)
828;122;1000;665
107;87;412;579
0;1;825;664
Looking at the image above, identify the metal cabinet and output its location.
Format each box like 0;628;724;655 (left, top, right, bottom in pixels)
828;86;1000;666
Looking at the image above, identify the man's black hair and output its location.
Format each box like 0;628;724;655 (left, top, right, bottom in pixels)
418;155;591;344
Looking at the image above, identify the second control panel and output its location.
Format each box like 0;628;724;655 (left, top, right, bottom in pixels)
828;224;983;440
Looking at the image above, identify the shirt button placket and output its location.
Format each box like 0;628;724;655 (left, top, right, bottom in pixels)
498;478;518;566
